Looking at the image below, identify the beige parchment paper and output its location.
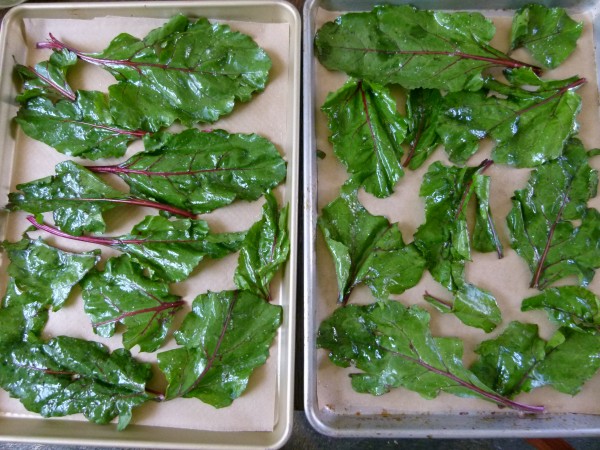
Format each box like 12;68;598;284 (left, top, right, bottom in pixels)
314;8;600;417
0;14;291;432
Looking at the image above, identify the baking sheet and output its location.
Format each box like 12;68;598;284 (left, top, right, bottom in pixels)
304;0;600;438
0;1;299;448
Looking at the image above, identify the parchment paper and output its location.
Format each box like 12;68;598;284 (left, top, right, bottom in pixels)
315;8;600;417
0;14;291;432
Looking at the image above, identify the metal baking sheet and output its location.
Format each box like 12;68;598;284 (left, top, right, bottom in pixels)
0;1;300;448
303;0;600;438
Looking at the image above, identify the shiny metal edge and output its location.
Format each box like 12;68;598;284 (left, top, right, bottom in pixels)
302;0;600;438
0;1;300;449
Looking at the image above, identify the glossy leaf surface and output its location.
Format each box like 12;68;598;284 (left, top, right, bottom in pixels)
15;50;76;103
403;88;443;170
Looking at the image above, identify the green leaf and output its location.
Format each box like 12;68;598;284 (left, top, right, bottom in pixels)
315;5;537;92
0;336;153;430
81;255;185;352
318;190;425;304
511;4;582;69
157;290;281;407
403;88;443;170
321;78;406;198
317;300;542;413
44;15;271;130
436;72;584;167
522;286;600;334
507;139;600;289
234;192;290;300
472;174;503;257
15;90;148;160
89;129;286;214
15;50;76;103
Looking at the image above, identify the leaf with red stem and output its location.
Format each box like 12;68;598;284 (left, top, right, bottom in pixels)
315;5;540;92
317;300;543;413
7;160;195;236
507;139;600;289
27;214;246;283
37;14;272;130
403;88;443;170
157;290;282;407
87;129;287;214
15;50;76;103
81;255;185;353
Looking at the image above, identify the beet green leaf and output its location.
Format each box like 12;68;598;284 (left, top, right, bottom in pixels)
403;88;443;170
15;50;76;103
522;286;600;334
511;4;582;69
507;139;600;289
234;192;289;300
318;189;425;305
39;15;271;130
81;255;185;352
317;300;542;413
321;78;407;198
89;129;286;214
0;336;153;430
315;5;538;92
157;290;281;407
28;214;245;283
436;70;585;167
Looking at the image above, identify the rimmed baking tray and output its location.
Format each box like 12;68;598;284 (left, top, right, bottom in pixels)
304;0;600;439
0;1;299;448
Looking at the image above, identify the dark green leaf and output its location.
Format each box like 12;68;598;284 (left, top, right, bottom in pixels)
0;336;153;430
522;286;600;334
315;5;537;92
507;139;600;289
157;290;281;407
81;255;184;352
89;129;286;214
403;88;443;170
318;189;425;304
321;78;406;198
15;50;76;103
472;174;503;257
511;4;582;69
317;300;542;413
234;192;290;300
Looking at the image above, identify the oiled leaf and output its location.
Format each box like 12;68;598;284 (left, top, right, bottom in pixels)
403;88;443;170
318;189;425;304
157;290;281;407
507;139;600;289
89;129;286;214
234;192;290;300
511;4;582;69
81;255;185;352
0;336;153;430
15;50;76;103
315;5;536;92
321;78;406;198
317;300;542;413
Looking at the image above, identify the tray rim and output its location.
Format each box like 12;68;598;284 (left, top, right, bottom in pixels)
0;1;300;449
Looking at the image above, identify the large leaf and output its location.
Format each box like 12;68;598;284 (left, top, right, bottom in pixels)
511;4;582;69
436;70;584;167
507;139;600;289
315;5;538;92
403;88;443;170
157;290;281;407
234;192;290;300
318;189;425;304
317;300;543;413
40;15;271;130
15;50;76;103
81;255;185;352
522;286;600;334
0;336;153;430
321;78;407;198
89;129;287;214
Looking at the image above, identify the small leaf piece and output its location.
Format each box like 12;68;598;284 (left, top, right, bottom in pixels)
157;290;282;407
81;255;185;352
321;78;406;198
234;192;290;300
507;139;600;289
0;336;153;430
403;88;443;170
318;190;425;304
511;4;583;69
317;300;543;413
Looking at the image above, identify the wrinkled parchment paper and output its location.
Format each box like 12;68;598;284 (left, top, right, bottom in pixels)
315;8;600;417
